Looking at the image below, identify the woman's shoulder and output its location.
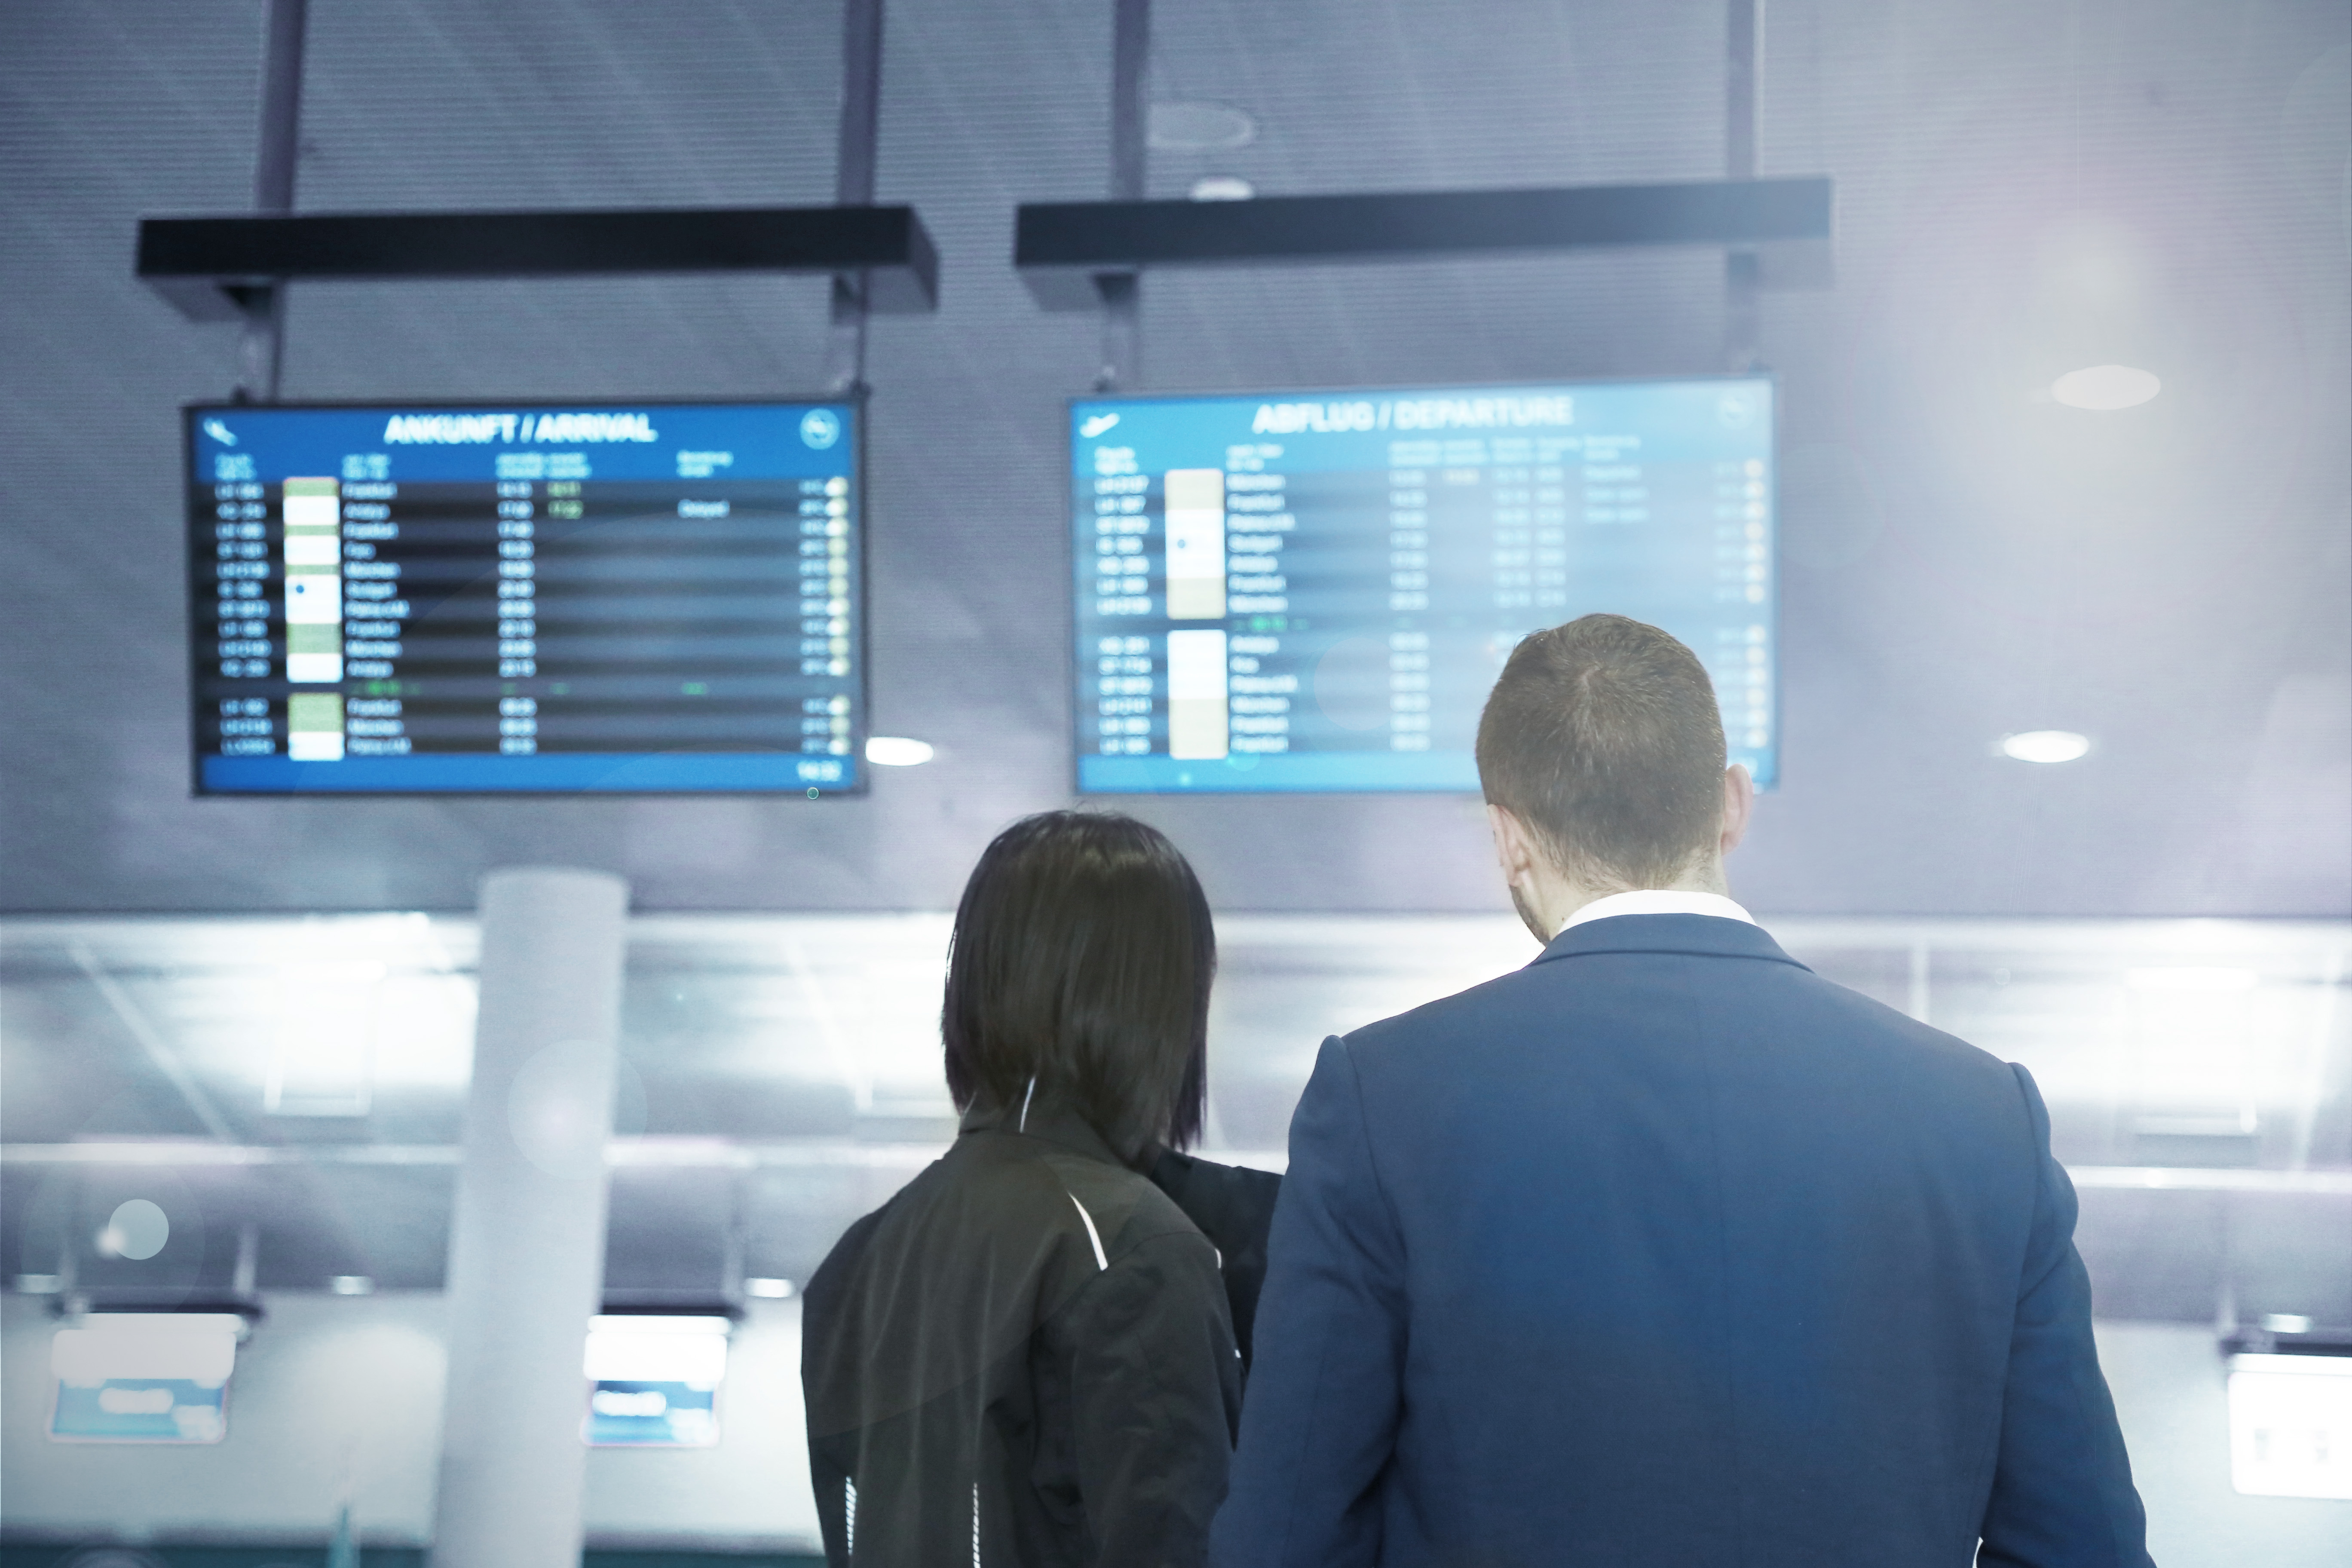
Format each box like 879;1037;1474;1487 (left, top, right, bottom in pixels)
1032;1155;1238;1376
1036;1146;1215;1272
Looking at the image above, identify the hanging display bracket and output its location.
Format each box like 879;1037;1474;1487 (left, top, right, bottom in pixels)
139;204;940;322
1016;175;1831;311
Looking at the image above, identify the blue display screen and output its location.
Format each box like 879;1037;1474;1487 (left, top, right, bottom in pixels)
50;1377;228;1444
587;1379;719;1446
1071;378;1777;794
188;400;864;795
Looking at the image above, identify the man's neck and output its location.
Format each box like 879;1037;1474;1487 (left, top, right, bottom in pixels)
1534;861;1732;940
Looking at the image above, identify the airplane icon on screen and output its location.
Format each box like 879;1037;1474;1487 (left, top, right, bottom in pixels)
1079;413;1120;438
202;419;238;445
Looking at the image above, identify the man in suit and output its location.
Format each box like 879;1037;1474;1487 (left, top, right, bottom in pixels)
1211;614;2152;1568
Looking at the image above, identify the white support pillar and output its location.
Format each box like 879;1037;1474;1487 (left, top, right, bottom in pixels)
430;867;629;1568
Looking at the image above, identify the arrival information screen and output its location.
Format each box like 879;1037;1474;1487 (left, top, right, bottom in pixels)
1071;378;1777;794
188;400;863;794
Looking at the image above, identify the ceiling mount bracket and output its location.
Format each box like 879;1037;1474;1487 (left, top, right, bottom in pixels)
139;205;940;323
1017;176;1832;312
140;0;937;380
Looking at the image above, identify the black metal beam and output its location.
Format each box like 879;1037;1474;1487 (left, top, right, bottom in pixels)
824;0;888;392
139;204;940;321
1096;0;1151;389
1724;0;1766;371
236;0;308;401
1015;176;1832;309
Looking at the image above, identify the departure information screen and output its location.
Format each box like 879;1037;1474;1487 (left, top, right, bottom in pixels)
187;400;864;794
1071;378;1777;794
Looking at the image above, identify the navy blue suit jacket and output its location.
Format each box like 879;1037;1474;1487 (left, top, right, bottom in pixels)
1211;915;2151;1568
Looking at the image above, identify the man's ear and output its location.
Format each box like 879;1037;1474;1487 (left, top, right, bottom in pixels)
1719;764;1755;856
1488;803;1538;884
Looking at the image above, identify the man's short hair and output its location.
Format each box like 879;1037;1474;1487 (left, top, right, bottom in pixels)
941;810;1213;1162
1474;614;1727;892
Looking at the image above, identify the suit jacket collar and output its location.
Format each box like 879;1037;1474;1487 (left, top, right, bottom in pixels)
1530;912;1812;972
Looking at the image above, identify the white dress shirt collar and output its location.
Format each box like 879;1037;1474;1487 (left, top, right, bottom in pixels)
1556;888;1757;934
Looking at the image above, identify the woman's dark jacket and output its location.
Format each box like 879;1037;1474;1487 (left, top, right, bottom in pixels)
801;1096;1260;1568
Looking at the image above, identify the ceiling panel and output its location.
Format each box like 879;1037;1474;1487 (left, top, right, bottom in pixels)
0;0;2343;917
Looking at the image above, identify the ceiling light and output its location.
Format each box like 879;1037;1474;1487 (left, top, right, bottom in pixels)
2226;1353;2352;1499
329;1275;375;1295
1147;101;1256;153
1999;730;2091;763
743;1277;795;1299
1189;175;1255;202
2050;364;2160;410
55;1315;243;1383
269;959;385;1118
864;736;934;767
585;1315;732;1384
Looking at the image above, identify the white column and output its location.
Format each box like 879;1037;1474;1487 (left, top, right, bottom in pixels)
430;867;629;1568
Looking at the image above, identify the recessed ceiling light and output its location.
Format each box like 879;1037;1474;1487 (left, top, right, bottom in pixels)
1999;730;2091;763
744;1277;795;1299
1189;175;1255;202
2050;364;2160;410
1148;101;1256;153
329;1275;375;1295
864;736;934;767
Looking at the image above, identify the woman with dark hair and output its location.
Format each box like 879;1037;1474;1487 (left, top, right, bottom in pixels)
800;811;1274;1568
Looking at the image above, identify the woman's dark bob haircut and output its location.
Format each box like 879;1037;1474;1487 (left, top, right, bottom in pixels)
943;811;1214;1162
